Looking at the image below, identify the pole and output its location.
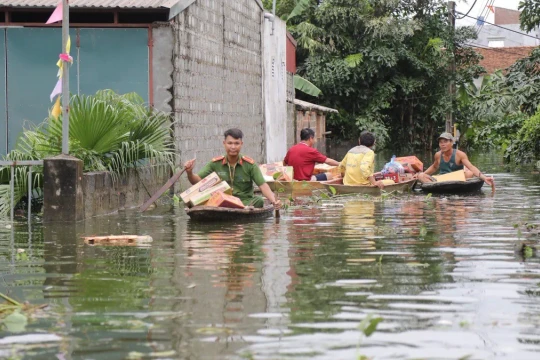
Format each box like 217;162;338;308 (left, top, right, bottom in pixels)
61;0;70;154
446;0;456;134
271;0;276;35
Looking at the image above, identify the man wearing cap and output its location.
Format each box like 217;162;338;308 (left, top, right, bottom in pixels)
417;132;495;187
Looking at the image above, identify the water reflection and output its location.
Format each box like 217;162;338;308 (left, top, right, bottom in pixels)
1;154;540;359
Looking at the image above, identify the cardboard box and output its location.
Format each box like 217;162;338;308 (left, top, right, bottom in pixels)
189;181;232;207
314;164;341;177
180;172;221;203
259;163;293;181
383;173;400;183
395;156;423;172
398;173;416;183
206;191;245;209
433;170;466;183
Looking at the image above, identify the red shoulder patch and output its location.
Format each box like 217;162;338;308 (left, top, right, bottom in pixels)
212;156;225;162
242;156;255;164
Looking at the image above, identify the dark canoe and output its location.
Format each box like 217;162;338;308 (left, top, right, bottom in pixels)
418;178;485;194
322;179;416;196
185;204;274;222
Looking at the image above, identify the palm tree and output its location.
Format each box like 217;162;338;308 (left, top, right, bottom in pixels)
0;90;175;217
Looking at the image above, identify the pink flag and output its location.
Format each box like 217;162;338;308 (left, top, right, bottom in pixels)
50;79;62;102
46;2;63;24
59;53;73;63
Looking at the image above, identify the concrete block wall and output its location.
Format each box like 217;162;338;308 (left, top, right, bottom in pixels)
286;72;296;150
172;0;265;180
82;167;170;218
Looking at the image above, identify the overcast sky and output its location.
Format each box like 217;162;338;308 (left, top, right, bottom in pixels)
455;0;521;26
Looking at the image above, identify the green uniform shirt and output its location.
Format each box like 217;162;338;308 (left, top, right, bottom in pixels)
198;154;266;205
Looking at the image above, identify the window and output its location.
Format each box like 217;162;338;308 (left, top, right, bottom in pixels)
488;38;505;47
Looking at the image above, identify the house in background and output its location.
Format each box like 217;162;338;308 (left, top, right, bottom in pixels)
475;6;540;48
0;0;174;154
474;46;534;74
0;0;295;171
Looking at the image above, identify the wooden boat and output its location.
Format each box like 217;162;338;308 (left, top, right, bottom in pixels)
417;178;485;194
266;180;326;192
322;178;416;196
185;203;274;222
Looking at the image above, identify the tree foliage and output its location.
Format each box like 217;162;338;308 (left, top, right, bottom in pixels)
264;0;482;151
519;0;540;32
456;46;540;164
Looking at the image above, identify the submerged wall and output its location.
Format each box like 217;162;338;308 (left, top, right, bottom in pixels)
82;167;170;218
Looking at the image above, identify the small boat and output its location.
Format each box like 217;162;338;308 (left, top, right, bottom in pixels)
185;204;274;222
417;178;485;194
266;180;326;196
322;178;416;196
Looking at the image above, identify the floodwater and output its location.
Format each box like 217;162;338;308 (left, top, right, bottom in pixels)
1;152;540;360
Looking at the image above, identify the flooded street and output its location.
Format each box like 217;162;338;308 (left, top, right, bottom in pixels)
1;152;540;359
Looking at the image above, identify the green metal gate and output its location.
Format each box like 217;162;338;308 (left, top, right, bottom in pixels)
1;27;149;154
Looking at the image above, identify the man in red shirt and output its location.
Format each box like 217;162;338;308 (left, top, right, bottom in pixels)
284;128;340;181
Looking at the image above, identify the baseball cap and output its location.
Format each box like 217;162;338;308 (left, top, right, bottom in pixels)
438;132;454;141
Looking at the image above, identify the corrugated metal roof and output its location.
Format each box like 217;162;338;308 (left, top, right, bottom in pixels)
0;0;178;8
294;99;338;114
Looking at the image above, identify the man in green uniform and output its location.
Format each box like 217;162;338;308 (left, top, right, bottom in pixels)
183;128;281;209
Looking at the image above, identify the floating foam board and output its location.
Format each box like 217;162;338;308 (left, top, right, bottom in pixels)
433;170;466;183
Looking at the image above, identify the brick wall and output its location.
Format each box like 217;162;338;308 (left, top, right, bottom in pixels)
494;7;520;25
475;46;534;73
172;0;265;178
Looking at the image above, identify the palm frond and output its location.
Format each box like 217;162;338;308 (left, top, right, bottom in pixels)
0;89;174;218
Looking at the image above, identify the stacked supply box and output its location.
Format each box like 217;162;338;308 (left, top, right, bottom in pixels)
188;181;232;207
395;156;423;173
259;163;293;181
314;163;341;177
180;172;221;204
206;191;245;209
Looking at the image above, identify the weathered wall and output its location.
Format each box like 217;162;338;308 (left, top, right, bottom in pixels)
263;16;288;163
152;24;175;113
82;167;170;218
476;24;540;47
296;109;327;154
286;72;296;150
171;0;265;180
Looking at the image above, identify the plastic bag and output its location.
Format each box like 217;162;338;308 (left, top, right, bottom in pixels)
381;155;405;175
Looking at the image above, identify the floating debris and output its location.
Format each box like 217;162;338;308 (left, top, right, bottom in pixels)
82;235;153;247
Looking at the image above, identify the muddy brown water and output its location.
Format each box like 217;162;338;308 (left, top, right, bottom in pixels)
1;152;540;359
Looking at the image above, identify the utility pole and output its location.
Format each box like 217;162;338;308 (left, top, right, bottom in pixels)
446;0;456;134
61;0;70;154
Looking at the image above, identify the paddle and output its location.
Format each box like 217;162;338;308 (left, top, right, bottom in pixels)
139;168;186;212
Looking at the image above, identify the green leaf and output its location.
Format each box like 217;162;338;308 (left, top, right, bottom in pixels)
329;185;337;195
286;0;310;22
294;75;322;97
358;315;383;337
273;172;283;180
344;53;363;68
3;310;28;333
173;194;180;204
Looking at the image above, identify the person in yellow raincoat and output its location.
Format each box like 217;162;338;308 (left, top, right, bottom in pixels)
339;131;385;189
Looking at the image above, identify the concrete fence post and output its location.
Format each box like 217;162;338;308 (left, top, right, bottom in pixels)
43;154;84;223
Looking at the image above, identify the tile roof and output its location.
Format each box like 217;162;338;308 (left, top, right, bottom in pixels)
474;46;534;74
0;0;178;8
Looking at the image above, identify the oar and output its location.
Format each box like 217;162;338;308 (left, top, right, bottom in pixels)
139;168;186;212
